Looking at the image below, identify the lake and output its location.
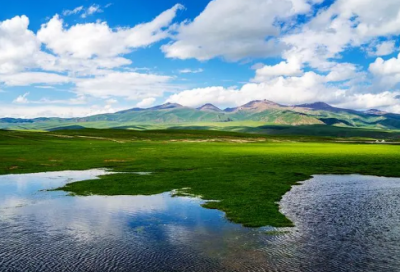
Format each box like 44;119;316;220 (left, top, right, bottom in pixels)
1;170;400;271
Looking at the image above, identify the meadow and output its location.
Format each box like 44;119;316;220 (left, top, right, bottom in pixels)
1;128;400;227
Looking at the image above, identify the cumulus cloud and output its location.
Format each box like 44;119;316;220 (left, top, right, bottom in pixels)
370;53;400;76
369;53;400;89
371;40;397;56
167;71;400;111
136;97;156;108
13;92;30;104
0;5;183;77
162;0;316;61
349;0;400;38
252;57;303;82
0;6;184;114
324;63;361;82
281;0;400;70
335;91;400;109
38;5;183;59
167;72;338;107
232;0;400;111
0;16;41;74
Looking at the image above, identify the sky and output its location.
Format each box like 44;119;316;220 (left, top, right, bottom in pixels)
1;0;400;118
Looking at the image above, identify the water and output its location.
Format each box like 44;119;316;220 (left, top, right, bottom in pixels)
278;174;400;271
0;169;273;271
1;172;400;271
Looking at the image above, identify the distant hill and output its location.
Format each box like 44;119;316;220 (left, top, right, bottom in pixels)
197;103;222;112
1;100;400;131
297;102;337;111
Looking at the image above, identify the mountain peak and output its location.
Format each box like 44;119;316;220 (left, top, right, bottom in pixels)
297;102;333;110
197;103;221;112
226;99;284;113
243;99;281;107
149;102;183;110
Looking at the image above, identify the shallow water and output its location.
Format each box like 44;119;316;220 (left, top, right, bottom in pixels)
279;174;400;272
0;170;275;271
1;172;400;271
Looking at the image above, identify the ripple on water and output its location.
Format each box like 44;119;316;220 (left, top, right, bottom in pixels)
278;174;400;272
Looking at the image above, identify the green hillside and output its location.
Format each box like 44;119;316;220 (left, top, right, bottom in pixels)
2;100;400;137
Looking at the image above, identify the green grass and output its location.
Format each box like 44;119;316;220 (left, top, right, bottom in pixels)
1;129;400;227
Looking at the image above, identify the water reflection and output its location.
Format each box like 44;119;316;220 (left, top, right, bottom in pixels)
2;171;400;271
0;169;112;209
0;170;270;271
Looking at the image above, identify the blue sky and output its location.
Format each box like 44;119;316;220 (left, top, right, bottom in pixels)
1;0;400;117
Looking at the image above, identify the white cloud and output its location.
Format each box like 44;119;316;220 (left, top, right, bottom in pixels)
34;86;55;89
81;5;103;18
162;0;315;61
37;53;132;76
179;68;203;74
62;6;84;16
27;96;87;105
136;97;156;108
167;72;338;107
281;20;356;71
106;98;118;104
38;4;183;59
372;40;397;56
13;92;29;104
0;14;135;78
370;54;400;76
11;93;87;106
75;72;173;99
281;0;400;71
385;103;400;113
325;63;360;82
349;0;400;38
369;53;400;89
167;70;400;111
167;86;239;107
336;91;400;109
252;57;303;82
0;16;41;74
0;72;71;86
63;4;104;18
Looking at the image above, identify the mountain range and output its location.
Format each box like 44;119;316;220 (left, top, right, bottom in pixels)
1;100;400;131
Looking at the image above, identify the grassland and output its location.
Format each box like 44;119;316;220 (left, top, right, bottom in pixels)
1;128;400;227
